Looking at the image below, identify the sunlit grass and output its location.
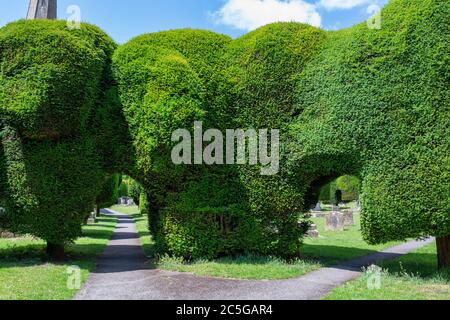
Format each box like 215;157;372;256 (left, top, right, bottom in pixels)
111;206;405;280
326;244;450;300
0;214;117;300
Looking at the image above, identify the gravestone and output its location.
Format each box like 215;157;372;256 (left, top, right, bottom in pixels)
314;203;321;211
87;212;96;224
307;224;319;238
343;210;354;226
325;212;344;231
0;230;17;238
27;0;57;20
355;200;361;212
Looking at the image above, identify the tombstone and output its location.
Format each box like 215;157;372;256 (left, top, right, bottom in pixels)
325;212;345;231
307;224;319;238
355;200;361;212
311;211;327;218
343;210;354;226
0;230;16;238
87;212;96;225
313;203;321;212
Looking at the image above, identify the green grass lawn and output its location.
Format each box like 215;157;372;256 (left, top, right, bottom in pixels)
325;244;450;300
0;214;117;300
302;215;398;265
110;205;407;281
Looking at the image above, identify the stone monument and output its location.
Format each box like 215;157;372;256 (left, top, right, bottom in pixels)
325;212;345;231
307;224;319;238
343;210;354;226
27;0;57;20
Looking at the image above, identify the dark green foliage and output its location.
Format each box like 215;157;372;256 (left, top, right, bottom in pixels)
0;20;115;140
1;0;447;262
319;181;337;204
1;126;104;243
0;20;116;249
336;176;361;202
290;0;450;243
96;174;120;209
335;190;342;206
223;23;327;257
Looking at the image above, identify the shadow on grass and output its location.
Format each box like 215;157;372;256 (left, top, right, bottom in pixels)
0;244;47;261
0;214;116;269
301;244;379;266
378;252;450;282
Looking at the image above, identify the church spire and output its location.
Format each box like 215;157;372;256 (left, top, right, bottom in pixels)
27;0;57;20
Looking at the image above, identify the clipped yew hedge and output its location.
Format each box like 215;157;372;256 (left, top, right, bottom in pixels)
290;0;449;246
0;20;116;256
0;0;448;264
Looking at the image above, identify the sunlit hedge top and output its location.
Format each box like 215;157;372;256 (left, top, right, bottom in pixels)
112;29;232;183
0;20;116;140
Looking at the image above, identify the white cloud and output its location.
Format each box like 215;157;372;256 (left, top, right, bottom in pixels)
211;0;322;31
318;0;371;10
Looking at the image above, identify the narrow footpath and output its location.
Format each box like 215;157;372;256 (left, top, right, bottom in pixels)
75;209;434;300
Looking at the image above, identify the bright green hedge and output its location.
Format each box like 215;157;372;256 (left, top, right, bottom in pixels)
0;20;115;139
224;23;327;257
1;0;447;260
113;0;448;259
290;0;450;242
112;30;251;259
96;174;120;210
0;20;116;250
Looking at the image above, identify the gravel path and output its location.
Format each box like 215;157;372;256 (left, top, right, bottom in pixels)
75;210;434;300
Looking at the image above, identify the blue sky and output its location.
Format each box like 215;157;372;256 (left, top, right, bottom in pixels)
0;0;389;43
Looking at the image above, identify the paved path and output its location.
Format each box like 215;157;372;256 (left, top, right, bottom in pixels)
75;210;434;300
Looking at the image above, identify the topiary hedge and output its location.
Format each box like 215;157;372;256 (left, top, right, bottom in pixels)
0;20;116;257
289;0;449;265
1;0;448;266
96;174;121;213
112;0;448;263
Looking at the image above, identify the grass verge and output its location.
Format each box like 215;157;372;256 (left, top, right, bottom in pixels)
325;244;450;300
0;214;117;300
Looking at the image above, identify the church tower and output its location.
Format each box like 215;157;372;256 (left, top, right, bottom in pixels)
27;0;57;20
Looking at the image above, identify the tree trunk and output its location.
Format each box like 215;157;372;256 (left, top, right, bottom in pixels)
96;205;100;222
46;242;65;260
436;236;450;269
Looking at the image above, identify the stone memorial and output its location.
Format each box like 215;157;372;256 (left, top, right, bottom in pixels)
343;210;354;226
314;203;321;211
325;212;345;231
307;224;319;238
0;230;17;238
87;212;96;225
